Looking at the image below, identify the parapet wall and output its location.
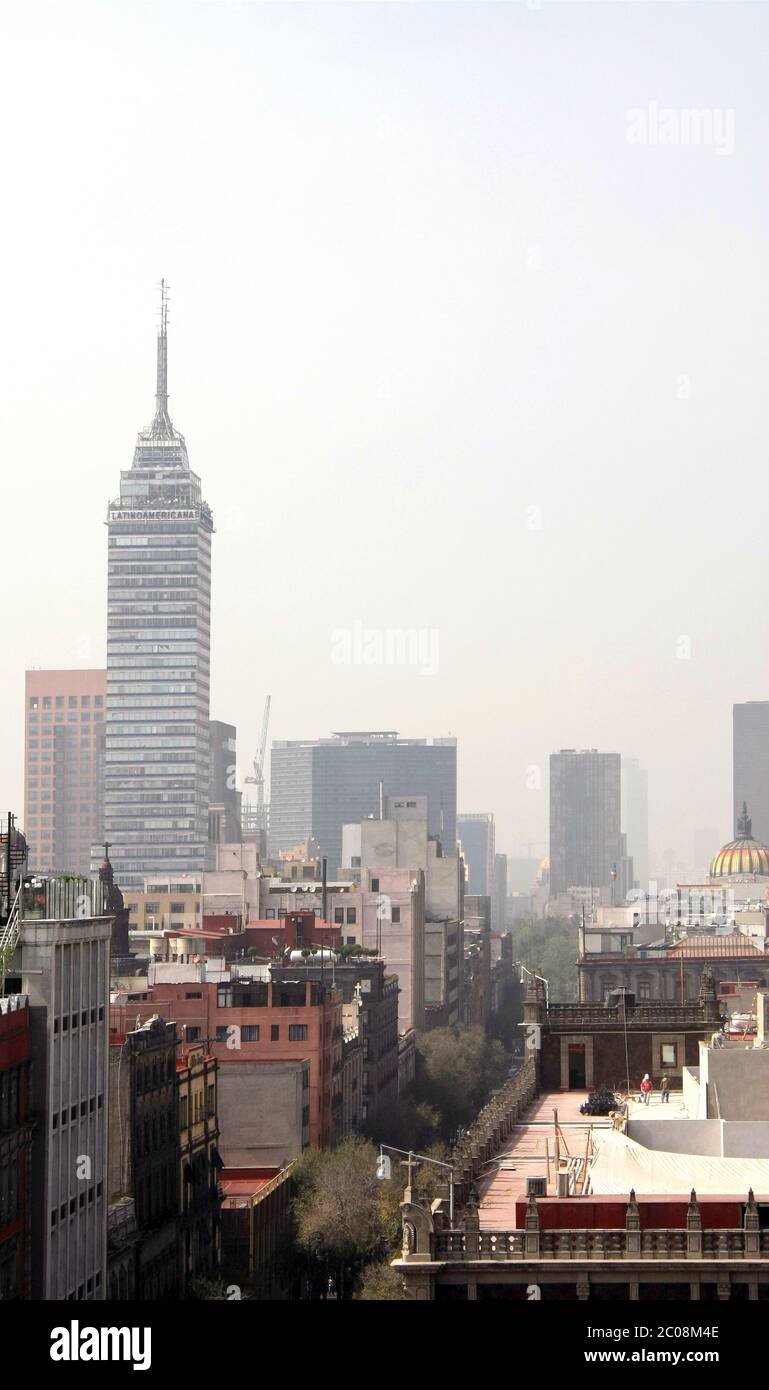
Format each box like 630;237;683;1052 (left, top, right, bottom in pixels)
447;1056;537;1209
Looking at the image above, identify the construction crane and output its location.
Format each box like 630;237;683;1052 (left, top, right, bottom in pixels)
245;696;271;832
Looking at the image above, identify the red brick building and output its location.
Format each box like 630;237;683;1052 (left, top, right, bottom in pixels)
0;995;33;1299
111;971;342;1155
242;911;341;959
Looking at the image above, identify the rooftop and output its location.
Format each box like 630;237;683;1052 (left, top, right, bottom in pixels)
477;1091;613;1228
667;934;766;958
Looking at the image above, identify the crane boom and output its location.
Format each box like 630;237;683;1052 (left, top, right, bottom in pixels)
244;697;271;832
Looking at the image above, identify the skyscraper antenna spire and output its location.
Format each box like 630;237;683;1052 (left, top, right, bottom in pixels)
152;277;173;437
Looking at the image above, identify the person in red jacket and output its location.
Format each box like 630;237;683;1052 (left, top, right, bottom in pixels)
640;1073;653;1105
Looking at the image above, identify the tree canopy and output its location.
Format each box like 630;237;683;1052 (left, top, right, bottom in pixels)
510;914;579;1001
414;1025;508;1139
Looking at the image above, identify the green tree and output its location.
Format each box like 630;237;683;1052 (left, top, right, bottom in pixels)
292;1136;392;1298
363;1093;441;1152
355;1262;407;1300
414;1025;508;1140
511;914;578;1002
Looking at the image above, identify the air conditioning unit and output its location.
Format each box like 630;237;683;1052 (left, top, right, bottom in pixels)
526;1176;547;1198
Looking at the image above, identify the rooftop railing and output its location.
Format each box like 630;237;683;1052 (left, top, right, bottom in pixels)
20;876;110;922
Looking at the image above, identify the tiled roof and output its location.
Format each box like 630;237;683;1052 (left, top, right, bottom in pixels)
667;933;765;958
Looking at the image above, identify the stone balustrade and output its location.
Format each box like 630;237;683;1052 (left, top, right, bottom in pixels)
443;1056;538;1210
431;1189;764;1264
542;1002;716;1028
433;1226;756;1261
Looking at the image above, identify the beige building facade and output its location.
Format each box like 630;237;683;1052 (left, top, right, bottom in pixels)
24;668;106;877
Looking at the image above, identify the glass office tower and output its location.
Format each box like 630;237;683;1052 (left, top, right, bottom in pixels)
270;731;457;872
733;702;769;847
549;749;622;899
101;289;214;889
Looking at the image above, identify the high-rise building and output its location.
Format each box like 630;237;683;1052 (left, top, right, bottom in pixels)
102;287;214;889
621;757;649;892
208;720;241;844
457;813;495;896
269;731;457;872
24;669;106;876
733;702;769;846
493;851;508;930
342;794;464;1030
549;749;622;901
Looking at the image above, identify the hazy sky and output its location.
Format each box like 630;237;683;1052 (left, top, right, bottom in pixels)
2;0;768;873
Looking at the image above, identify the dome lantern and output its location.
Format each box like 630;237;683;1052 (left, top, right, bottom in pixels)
709;804;769;878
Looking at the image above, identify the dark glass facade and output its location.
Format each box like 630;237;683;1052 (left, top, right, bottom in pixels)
733;702;769;846
270;733;457;871
549;750;622;898
457;813;495;896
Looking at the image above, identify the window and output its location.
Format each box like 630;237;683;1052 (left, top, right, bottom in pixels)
346;907;356;924
270;1025;280;1042
661;1043;677;1068
215;1026;229;1042
186;1027;201;1042
391;906;400;923
371;878;379;893
241;1025;260;1042
346;936;356;946
334;908;344;924
289;1024;308;1042
185;991;202;1000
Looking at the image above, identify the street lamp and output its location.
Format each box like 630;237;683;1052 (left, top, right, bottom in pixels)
376;1144;455;1225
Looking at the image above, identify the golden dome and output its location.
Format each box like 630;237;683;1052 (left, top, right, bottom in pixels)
710;803;769;878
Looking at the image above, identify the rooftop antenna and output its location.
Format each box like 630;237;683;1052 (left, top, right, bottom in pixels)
152;277;173;437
